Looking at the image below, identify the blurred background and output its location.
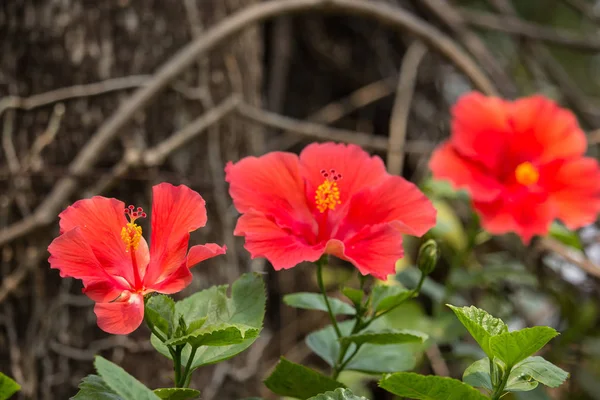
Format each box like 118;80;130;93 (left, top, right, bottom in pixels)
1;0;600;399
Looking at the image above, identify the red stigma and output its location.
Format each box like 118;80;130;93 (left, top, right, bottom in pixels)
320;168;343;182
124;205;146;222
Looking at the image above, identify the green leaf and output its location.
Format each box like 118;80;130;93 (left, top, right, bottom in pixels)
264;357;344;399
306;322;417;373
489;327;559;367
371;285;414;313
342;287;364;308
94;356;160;400
447;305;508;357
0;372;20;400
549;222;582;250
146;295;176;337
71;375;122;400
340;329;427;346
153;388;201;400
284;292;355;315
306;322;348;367
307;388;368;400
165;323;259;347
506;356;569;391
505;375;539;392
462;358;492;391
345;344;417;374
185;317;207;335
151;273;266;370
379;372;488;400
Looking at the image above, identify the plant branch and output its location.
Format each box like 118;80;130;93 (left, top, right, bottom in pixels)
387;40;428;175
538;237;600;279
0;0;494;247
461;8;600;51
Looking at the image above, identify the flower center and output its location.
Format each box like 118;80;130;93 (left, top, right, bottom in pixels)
121;205;146;251
315;169;343;213
515;161;539;186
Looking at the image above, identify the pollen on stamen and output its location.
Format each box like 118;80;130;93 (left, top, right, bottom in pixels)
122;205;145;251
315;168;343;213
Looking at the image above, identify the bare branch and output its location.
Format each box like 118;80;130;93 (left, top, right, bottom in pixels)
269;77;397;151
237;101;433;153
539;237;600;279
421;0;516;96
0;0;492;246
237;102;387;150
0;75;150;116
143;95;241;166
387;41;428;175
462;9;600;52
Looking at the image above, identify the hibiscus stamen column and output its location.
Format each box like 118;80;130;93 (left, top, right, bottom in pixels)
314;169;342;240
314;170;344;338
121;205;147;289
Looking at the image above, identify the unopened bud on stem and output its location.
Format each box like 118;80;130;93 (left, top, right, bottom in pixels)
417;239;439;276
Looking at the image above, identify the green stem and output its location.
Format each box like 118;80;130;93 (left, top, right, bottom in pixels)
332;308;367;379
179;346;198;388
491;369;509;400
361;270;426;330
489;358;497;387
316;258;342;338
333;343;363;380
173;346;183;388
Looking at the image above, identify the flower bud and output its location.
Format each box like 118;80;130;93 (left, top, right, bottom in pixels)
417;239;439;276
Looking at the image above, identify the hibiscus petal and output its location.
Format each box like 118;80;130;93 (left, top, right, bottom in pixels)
150;264;193;294
429;142;502;202
225;152;314;228
147;244;226;295
94;292;144;335
509;95;586;163
474;191;555;244
145;183;207;286
83;281;123;302
48;228;121;285
451;92;510;171
234;211;325;270
58;197;139;283
342;175;436;237
187;243;227;268
542;158;600;229
299;142;388;207
325;224;404;280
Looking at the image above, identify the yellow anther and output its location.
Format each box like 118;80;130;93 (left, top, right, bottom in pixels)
121;222;142;251
315;179;341;213
515;161;539;186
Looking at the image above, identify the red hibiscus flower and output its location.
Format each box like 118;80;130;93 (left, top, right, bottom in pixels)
430;92;600;243
225;142;436;279
48;183;226;335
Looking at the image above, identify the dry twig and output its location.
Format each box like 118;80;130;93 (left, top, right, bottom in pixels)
387;41;428;175
461;9;600;52
539;237;600;279
0;0;495;247
421;0;516;96
237;101;433;153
